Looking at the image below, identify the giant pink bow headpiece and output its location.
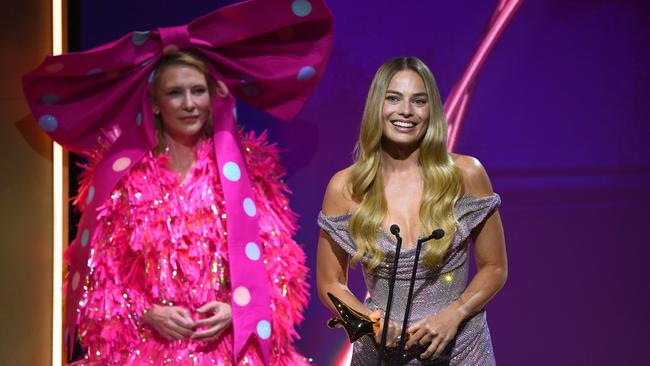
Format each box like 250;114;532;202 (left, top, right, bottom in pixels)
22;0;333;363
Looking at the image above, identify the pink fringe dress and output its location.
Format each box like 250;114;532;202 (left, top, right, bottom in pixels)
71;132;309;365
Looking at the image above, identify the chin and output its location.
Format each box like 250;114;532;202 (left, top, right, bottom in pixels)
184;124;206;135
385;132;420;145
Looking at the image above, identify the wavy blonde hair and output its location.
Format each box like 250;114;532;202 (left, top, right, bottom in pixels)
348;57;464;270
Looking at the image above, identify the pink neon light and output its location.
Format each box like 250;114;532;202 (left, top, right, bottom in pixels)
446;0;524;151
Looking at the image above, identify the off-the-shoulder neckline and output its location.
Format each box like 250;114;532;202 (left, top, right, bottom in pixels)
319;193;499;220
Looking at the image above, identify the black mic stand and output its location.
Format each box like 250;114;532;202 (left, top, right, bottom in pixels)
396;229;445;360
376;224;403;366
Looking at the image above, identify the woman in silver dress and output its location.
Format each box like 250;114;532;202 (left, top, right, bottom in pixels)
316;57;507;365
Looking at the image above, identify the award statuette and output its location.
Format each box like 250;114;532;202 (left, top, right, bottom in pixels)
326;292;378;342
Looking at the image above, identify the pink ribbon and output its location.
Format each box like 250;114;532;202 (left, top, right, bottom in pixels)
22;0;333;363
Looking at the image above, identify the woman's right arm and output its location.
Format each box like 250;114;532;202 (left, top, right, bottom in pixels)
317;171;403;347
317;230;370;315
316;170;371;316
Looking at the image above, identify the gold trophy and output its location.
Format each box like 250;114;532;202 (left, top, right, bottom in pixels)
326;292;378;342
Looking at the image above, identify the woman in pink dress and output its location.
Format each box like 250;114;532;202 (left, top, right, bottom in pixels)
73;50;309;365
22;1;333;364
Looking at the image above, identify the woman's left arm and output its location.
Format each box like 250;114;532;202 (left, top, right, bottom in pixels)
407;156;507;359
453;156;508;318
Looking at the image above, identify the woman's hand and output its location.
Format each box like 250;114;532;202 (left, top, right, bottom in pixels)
369;310;402;348
141;304;196;341
406;304;464;359
191;301;232;341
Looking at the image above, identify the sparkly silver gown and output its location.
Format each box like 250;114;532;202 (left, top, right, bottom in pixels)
318;194;501;365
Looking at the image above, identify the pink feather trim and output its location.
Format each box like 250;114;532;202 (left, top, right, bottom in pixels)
68;131;310;365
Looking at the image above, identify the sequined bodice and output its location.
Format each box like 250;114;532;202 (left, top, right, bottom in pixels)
318;194;501;365
318;194;499;323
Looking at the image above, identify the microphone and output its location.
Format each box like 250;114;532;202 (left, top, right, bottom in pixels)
377;224;403;366
390;224;400;235
432;228;444;240
397;227;446;357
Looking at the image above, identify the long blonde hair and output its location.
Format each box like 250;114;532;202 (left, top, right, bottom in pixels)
348;57;464;270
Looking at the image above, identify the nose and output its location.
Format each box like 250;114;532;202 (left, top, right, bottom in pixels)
398;100;413;117
181;90;196;111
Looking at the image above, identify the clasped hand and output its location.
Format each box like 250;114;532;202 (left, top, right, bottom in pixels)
369;310;403;348
142;301;232;341
405;305;463;360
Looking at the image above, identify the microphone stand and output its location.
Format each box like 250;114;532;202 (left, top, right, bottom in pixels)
376;224;403;366
397;228;445;362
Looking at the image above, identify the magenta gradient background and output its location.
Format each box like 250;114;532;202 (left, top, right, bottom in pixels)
71;1;650;364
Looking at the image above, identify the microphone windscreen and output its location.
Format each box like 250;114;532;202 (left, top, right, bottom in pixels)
389;224;400;235
432;229;445;240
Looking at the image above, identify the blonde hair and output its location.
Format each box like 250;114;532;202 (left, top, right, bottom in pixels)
348;57;464;270
150;50;215;153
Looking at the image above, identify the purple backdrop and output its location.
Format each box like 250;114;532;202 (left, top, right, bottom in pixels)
76;0;650;364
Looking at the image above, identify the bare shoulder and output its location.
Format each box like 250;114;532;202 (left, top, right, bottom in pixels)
322;166;356;216
451;153;494;197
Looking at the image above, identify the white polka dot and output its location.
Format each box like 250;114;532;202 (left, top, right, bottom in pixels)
39;115;58;132
297;66;316;81
222;162;241;182
42;94;60;105
112;157;131;172
71;271;80;290
45;63;64;73
256;320;272;340
86;68;104;76
245;242;261;261
132;31;150;46
243;198;256;217
80;229;90;247
233;286;251;306
163;44;179;55
86;186;95;205
291;0;312;17
136;112;142;126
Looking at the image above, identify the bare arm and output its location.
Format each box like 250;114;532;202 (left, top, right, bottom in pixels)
316;230;371;315
450;156;508;320
316;170;371;316
407;156;507;359
318;169;410;347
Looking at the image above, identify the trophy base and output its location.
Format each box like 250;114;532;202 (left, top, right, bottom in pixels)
384;346;452;365
369;334;455;365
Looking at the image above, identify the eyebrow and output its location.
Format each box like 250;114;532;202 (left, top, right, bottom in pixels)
164;84;207;90
386;90;428;97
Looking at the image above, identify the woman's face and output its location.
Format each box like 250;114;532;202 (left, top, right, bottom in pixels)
382;70;430;148
153;65;211;145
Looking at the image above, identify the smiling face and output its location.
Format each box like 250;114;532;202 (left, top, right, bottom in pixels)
152;64;211;146
381;69;430;149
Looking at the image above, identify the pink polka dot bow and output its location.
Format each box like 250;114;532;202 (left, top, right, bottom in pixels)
22;0;333;363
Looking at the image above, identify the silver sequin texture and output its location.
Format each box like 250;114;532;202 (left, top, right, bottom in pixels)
318;194;501;365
